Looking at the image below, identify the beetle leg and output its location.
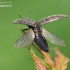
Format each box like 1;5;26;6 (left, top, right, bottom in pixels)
18;27;28;33
22;29;28;32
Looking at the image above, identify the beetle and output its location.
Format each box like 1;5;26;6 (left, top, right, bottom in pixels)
13;14;67;52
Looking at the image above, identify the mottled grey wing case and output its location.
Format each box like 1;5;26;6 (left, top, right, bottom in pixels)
13;18;35;27
36;15;67;26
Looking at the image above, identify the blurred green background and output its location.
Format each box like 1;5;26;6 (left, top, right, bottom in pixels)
0;0;70;70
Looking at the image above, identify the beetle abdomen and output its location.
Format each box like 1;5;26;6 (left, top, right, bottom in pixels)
34;33;49;52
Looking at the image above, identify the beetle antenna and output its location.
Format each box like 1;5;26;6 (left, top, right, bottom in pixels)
18;8;33;19
18;15;23;19
26;8;34;18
